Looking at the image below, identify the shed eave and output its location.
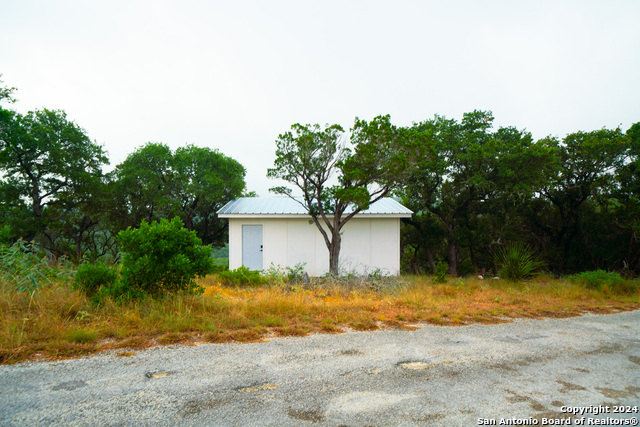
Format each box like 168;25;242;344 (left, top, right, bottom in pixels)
218;213;413;219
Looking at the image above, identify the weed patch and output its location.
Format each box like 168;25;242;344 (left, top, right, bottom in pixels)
65;329;99;344
217;266;267;287
569;270;637;295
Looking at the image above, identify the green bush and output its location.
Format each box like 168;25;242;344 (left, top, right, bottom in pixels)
432;261;448;284
569;270;637;294
73;262;118;296
117;217;214;295
493;242;544;282
217;265;267;287
74;262;147;304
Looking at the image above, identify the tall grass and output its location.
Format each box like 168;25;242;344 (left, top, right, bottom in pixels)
1;272;638;364
0;240;74;292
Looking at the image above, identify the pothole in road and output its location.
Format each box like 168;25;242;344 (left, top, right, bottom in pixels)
397;361;434;370
145;370;175;379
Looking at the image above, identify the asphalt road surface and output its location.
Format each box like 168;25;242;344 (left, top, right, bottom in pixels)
1;311;639;426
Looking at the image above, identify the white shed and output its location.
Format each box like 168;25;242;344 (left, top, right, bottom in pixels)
217;197;413;276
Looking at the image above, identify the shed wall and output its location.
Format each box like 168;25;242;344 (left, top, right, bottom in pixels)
228;217;400;276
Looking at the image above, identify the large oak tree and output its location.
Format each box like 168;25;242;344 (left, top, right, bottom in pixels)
111;142;246;246
0;108;109;258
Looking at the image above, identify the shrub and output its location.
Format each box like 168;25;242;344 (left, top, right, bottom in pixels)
262;263;307;284
286;263;307;282
569;270;637;294
74;263;118;296
433;261;448;284
493;242;544;282
217;265;267;287
117;217;214;295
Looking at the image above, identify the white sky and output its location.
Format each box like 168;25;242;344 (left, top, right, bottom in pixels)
2;0;639;196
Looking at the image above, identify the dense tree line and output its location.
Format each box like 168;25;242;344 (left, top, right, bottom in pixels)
2;75;637;275
399;111;639;276
0;76;246;262
269;110;638;276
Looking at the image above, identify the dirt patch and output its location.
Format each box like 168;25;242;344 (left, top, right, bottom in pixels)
595;386;640;399
237;382;279;392
585;343;624;355
557;380;586;393
287;408;325;423
414;413;445;422
505;389;546;412
182;397;225;415
628;355;640;366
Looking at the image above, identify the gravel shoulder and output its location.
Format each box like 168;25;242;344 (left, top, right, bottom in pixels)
1;311;639;426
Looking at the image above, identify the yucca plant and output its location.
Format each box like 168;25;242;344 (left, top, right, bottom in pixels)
493;242;544;282
432;261;448;284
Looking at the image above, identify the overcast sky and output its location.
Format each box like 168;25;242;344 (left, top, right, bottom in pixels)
2;0;639;196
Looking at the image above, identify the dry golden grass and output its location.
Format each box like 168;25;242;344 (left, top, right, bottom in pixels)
1;274;638;364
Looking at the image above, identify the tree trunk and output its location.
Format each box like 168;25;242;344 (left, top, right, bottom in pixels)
75;233;83;260
328;231;341;276
469;245;479;272
32;187;42;217
446;223;458;275
425;247;436;273
410;247;419;274
447;242;458;275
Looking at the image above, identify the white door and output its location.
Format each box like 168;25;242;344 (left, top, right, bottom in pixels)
242;225;263;271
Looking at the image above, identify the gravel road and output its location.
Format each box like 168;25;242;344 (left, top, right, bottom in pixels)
1;311;639;426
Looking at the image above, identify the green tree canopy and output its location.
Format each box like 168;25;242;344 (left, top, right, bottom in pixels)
0;108;109;257
111;142;179;228
0;74;17;104
111;142;246;246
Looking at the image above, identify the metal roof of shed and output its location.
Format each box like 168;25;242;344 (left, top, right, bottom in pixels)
217;197;413;217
